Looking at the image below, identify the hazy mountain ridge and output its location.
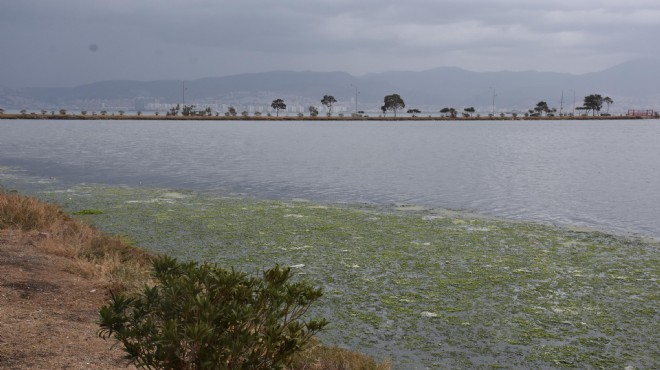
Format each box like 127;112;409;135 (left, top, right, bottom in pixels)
1;59;658;112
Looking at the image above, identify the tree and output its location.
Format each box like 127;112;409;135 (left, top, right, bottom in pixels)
99;256;328;370
271;99;286;117
308;106;319;117
534;101;550;116
0;108;4;114
181;105;195;116
381;105;387;117
576;106;590;116
241;111;249;117
321;95;337;116
118;110;125;116
81;110;88;115
583;94;604;116
383;94;405;117
228;106;237;117
59;109;67;116
603;96;614;114
406;108;421;117
463;107;475;117
440;107;457;118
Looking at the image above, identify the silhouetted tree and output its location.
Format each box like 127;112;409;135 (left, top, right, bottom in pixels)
464;107;475;117
181;105;195;116
534;101;550;116
576;106;590;116
440;107;457;118
383;94;405;117
603;96;614;114
228;107;237;117
271;99;286;117
308;106;319;117
407;108;421;117
321;95;337;116
583;94;604;116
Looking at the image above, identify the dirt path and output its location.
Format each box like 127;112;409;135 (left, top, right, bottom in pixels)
0;230;133;369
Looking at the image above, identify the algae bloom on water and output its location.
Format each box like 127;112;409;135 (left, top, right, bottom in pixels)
24;184;660;369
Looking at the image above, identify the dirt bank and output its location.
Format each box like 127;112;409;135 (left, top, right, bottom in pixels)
0;230;132;369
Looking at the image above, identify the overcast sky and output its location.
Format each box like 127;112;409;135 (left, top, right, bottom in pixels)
1;0;659;87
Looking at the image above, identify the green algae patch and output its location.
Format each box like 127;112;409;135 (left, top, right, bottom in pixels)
72;209;104;215
24;184;660;369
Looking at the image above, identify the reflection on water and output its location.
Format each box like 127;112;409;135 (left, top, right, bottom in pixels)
1;119;660;237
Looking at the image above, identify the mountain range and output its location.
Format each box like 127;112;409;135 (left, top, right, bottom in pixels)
1;59;658;113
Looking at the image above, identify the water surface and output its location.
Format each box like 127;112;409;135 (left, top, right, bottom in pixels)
1;119;659;237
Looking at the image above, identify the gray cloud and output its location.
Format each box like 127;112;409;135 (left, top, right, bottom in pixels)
1;0;658;87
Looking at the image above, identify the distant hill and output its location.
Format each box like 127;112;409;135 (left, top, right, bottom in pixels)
1;59;658;113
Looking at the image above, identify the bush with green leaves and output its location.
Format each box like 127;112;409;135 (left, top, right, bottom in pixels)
98;256;328;369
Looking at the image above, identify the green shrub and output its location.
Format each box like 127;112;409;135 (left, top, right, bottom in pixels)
98;255;328;369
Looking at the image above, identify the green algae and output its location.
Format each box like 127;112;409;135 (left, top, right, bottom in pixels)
72;209;104;215
0;175;657;369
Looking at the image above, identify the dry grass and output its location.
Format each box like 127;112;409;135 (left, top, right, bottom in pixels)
0;191;153;292
291;339;390;370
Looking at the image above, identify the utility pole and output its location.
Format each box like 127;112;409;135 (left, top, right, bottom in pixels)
572;89;576;116
182;81;186;106
492;88;497;115
350;84;359;115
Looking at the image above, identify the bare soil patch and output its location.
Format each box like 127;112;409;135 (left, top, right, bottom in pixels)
0;230;132;369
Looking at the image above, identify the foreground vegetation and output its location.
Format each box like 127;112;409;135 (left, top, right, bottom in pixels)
2;181;650;368
99;256;329;369
0;190;389;369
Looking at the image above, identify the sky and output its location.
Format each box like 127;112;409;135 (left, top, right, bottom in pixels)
1;0;659;88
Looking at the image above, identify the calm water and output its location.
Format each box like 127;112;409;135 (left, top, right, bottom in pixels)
1;119;660;237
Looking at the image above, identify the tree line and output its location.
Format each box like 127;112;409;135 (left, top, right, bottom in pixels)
1;93;617;118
